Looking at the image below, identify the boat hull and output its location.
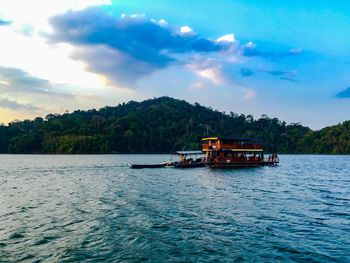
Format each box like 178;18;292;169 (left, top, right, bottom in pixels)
174;162;206;168
209;160;279;168
130;164;166;169
209;161;262;168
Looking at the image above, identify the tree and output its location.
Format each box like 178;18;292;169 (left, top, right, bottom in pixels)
0;96;348;154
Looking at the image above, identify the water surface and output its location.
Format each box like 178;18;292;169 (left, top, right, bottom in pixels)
0;154;349;262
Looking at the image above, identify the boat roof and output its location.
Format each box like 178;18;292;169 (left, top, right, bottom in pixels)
202;137;259;141
175;150;203;155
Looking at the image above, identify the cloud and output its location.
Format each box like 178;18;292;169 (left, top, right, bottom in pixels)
336;87;350;98
216;34;235;43
0;66;73;97
187;56;254;99
265;70;297;77
240;68;254;77
239;67;297;81
0;0;111;32
0;97;39;111
71;45;158;86
49;9;224;58
0;66;50;92
179;25;194;35
243;89;257;100
242;43;303;59
43;7;304;92
47;8;234;85
279;77;297;82
0;66;111;120
264;70;298;81
265;70;287;76
188;57;227;85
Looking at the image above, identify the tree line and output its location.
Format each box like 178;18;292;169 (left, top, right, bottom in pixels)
0;97;349;154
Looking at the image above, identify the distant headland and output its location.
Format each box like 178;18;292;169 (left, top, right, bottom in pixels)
0;97;349;154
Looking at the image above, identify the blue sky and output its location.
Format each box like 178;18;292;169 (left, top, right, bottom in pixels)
0;0;349;128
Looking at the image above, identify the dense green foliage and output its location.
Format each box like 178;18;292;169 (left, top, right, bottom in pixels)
0;97;349;154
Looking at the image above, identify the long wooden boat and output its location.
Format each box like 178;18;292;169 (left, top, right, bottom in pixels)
130;163;167;169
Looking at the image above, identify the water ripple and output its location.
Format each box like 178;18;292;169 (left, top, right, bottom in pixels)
0;154;349;262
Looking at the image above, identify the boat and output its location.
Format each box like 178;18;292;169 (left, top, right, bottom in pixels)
202;137;279;168
130;163;166;169
129;151;205;169
172;151;206;168
129;138;278;169
130;161;170;169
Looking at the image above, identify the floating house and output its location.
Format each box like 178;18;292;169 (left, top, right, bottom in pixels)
202;137;278;168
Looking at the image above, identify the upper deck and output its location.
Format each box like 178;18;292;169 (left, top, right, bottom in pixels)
202;137;264;152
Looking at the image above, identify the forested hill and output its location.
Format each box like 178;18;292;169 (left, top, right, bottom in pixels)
0;97;349;154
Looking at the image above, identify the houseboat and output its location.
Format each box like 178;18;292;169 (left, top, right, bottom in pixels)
202;137;279;168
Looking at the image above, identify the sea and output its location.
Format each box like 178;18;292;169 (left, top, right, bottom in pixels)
0;154;349;262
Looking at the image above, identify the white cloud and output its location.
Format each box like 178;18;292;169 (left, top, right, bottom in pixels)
198;68;223;85
244;41;256;48
0;0;114;94
187;56;258;101
0;78;9;85
130;13;146;19
0;0;121;123
180;25;193;34
217;34;235;43
0;24;107;91
188;58;226;86
243;89;257;100
158;19;168;27
0;0;111;33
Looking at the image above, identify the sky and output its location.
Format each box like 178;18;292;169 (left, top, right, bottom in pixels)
0;0;349;129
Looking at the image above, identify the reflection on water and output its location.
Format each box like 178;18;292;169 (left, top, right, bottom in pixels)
0;154;349;262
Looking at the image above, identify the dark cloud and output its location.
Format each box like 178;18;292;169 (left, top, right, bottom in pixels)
0;67;50;92
46;8;305;87
265;70;292;77
239;68;297;81
0;98;39;111
336;87;350;98
71;45;157;86
265;70;289;76
240;68;254;77
243;45;302;59
0;67;72;98
49;9;223;63
279;77;297;82
0;19;11;26
47;8;229;85
264;70;297;81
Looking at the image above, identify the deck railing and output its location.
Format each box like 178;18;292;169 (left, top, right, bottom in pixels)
264;157;279;163
202;143;263;150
